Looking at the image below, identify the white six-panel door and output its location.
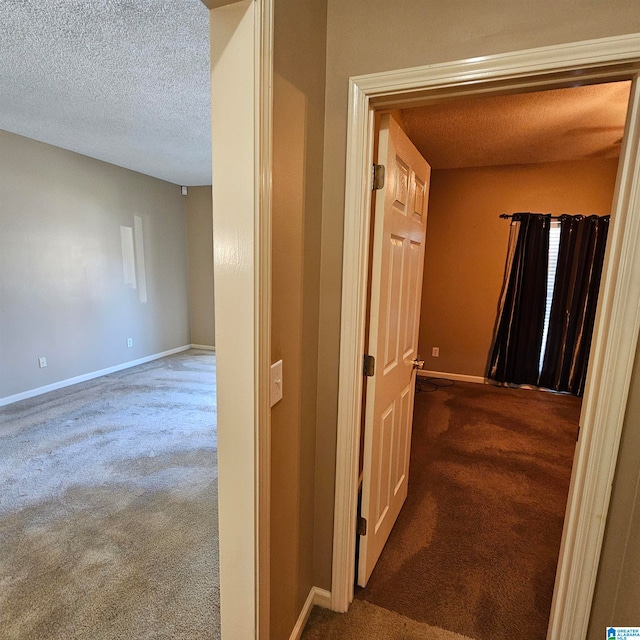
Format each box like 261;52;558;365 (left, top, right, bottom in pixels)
358;114;431;587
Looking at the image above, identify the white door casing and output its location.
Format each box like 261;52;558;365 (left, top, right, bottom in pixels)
331;34;640;640
359;114;431;587
209;1;273;638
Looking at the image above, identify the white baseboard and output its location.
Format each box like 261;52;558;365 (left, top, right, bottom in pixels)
312;587;332;609
190;344;216;351
418;369;486;385
288;587;332;640
0;345;191;407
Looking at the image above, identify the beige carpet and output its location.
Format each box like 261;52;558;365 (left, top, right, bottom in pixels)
0;350;219;639
303;599;475;640
357;382;581;640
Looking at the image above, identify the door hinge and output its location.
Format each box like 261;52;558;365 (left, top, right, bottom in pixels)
372;163;385;190
363;354;375;377
358;516;368;536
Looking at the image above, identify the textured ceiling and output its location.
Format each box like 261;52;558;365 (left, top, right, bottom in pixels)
0;0;211;186
0;4;631;186
400;82;631;170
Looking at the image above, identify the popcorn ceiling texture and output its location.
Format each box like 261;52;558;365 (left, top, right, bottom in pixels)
1;3;629;187
400;82;631;170
0;0;211;186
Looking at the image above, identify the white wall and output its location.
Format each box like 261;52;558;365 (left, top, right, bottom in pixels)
0;130;190;401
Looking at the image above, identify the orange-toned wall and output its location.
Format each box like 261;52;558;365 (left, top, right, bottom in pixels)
418;158;619;378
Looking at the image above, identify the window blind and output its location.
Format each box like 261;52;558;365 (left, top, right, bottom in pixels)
539;220;561;372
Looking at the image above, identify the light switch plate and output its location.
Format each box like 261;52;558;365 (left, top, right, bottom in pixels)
270;360;283;407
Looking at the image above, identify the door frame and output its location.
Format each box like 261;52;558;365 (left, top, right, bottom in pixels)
331;33;640;640
208;1;273;639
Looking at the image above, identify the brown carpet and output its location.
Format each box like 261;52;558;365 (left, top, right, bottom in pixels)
303;599;474;640
355;382;581;640
0;351;219;639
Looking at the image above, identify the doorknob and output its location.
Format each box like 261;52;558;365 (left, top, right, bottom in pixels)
412;358;424;370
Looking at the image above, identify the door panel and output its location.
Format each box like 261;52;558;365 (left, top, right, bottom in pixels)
384;235;404;372
358;113;431;587
403;241;422;358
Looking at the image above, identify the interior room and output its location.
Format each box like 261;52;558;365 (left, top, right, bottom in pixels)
3;3;640;640
0;2;219;638
304;81;631;639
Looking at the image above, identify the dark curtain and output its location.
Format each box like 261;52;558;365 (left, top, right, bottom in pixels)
538;215;609;396
488;213;551;386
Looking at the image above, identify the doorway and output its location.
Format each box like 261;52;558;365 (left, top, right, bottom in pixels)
332;36;640;640
354;82;629;637
0;1;221;637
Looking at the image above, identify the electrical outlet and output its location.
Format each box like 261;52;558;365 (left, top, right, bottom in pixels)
432;347;440;357
38;357;47;368
127;338;133;348
270;360;283;407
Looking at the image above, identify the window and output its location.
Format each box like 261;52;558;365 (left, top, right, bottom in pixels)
539;220;561;372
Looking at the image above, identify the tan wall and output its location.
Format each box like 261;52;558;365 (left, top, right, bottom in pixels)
270;0;327;638
0;130;190;400
589;337;640;633
314;0;640;593
418;159;619;378
185;186;215;348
